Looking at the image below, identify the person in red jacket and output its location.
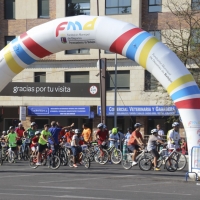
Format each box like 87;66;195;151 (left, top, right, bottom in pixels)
15;123;25;153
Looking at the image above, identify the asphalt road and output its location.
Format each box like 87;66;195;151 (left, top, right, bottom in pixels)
0;160;198;200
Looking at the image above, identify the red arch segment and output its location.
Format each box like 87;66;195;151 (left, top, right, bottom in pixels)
20;33;52;58
110;28;142;54
175;98;200;109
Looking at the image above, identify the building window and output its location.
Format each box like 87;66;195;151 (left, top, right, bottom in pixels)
106;70;130;90
38;0;49;18
34;72;46;82
66;0;90;16
65;49;90;54
149;30;161;41
5;36;16;46
189;68;200;87
145;70;159;91
191;0;200;10
4;0;15;19
149;0;162;12
104;50;114;54
105;0;131;15
191;28;200;48
65;71;89;83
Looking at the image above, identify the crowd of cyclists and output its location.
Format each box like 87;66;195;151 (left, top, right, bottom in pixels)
0;120;187;171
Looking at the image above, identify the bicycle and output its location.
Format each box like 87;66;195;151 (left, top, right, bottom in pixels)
68;145;91;169
121;146;150;170
138;145;178;172
57;143;68;166
18;138;30;161
29;144;60;170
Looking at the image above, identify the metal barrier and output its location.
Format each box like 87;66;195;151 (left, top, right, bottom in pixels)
185;146;200;181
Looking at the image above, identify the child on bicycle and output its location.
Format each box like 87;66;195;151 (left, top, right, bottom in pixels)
6;126;18;156
31;131;40;155
147;129;164;171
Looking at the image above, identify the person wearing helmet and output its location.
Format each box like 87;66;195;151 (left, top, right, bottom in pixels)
147;129;164;171
30;131;40;155
15;123;25;153
125;127;132;143
127;123;145;166
96;123;109;147
64;128;74;144
71;129;82;168
167;122;181;151
109;128;119;149
23;122;37;140
6;126;18;155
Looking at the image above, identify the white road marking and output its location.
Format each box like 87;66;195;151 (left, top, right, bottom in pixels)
19;185;191;196
39;175;138;184
0;192;127;200
0;174;39;178
122;182;171;187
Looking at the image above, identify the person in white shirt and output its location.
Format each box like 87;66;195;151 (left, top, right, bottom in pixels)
156;124;164;151
168;122;181;150
125;127;132;144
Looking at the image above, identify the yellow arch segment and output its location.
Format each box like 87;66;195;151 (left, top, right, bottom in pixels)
167;74;195;94
83;17;97;30
4;44;24;74
139;37;158;69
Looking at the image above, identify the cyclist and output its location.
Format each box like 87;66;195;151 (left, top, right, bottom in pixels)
82;123;92;144
71;129;82;168
1;131;7;140
168;122;181;151
24;122;37;140
147;129;164;171
36;124;54;166
15;123;25;154
48;121;74;154
96;123;109;162
125;127;132;143
30;131;40;155
6;126;18;156
63;128;74;144
109;128;119;148
127;123;145;166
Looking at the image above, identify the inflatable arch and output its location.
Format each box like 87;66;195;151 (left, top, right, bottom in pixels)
0;16;200;175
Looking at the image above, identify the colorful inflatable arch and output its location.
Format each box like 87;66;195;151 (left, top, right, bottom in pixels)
0;16;200;175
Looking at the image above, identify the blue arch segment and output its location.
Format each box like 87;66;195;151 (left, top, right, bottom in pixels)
126;32;151;61
171;85;200;101
12;38;36;65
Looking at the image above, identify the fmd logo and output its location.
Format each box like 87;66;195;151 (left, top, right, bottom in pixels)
56;18;97;37
187;121;200;128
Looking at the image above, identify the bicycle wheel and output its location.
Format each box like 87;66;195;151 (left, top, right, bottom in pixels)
172;152;187;171
165;158;178;172
121;155;132;170
139;157;152;171
59;149;68;166
98;149;109;165
0;150;3;166
29;155;38;169
68;155;74;167
23;146;30;161
8;151;15;163
50;155;60;170
83;157;90;169
111;149;122;164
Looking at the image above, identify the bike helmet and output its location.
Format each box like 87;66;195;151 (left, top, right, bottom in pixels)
2;131;6;135
127;127;132;131
134;123;142;128
9;126;14;130
103;124;107;129
151;129;158;134
18;123;22;126
97;123;104;128
172;122;179;127
112;127;118;134
74;129;81;134
35;131;41;135
31;122;36;126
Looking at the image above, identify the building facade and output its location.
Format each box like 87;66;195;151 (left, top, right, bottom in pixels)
0;0;190;136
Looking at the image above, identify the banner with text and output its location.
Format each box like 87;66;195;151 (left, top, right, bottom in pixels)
28;106;90;116
97;106;179;116
0;83;99;97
